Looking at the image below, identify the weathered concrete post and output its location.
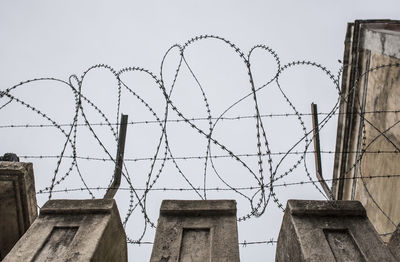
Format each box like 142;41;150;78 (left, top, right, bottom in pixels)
276;200;397;262
3;199;127;262
4;115;129;261
0;160;38;260
3;114;129;261
150;200;240;262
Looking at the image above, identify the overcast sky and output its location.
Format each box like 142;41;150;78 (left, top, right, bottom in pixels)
1;1;400;261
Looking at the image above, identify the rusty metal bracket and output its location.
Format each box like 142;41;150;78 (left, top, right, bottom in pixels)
311;103;333;199
104;114;128;199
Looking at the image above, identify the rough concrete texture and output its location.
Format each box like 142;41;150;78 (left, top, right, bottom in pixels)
388;223;400;260
3;199;127;262
276;200;397;262
150;200;240;262
362;27;400;59
354;50;400;241
332;20;400;242
0;161;38;260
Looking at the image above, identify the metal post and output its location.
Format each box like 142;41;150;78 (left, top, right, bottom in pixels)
104;114;128;199
311;103;333;199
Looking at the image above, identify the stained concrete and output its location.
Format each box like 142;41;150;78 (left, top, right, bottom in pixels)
3;199;127;262
362;27;400;59
332;19;400;241
276;200;397;262
0;161;38;260
150;200;240;262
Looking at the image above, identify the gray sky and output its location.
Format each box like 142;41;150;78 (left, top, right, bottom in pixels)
1;1;400;261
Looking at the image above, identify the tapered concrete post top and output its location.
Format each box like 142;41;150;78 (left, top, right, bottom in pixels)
160;199;237;216
287;199;366;217
151;199;240;262
40;198;116;215
276;199;397;262
0;160;30;171
4;198;127;262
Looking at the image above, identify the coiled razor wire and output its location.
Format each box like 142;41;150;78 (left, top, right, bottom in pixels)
1;35;399;245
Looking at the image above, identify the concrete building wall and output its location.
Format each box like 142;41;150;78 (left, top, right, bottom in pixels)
332;20;400;241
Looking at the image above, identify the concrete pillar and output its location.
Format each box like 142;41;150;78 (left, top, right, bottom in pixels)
3;199;127;262
276;200;397;262
332;19;400;240
0;161;38;259
150;200;240;262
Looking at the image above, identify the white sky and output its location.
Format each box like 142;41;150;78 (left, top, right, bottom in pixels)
1;1;400;261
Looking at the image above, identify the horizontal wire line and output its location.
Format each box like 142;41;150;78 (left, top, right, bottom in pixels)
1;110;400;128
36;174;400;194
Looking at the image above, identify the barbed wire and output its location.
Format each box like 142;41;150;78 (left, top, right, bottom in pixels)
14;149;400;163
1;34;399;248
125;239;278;246
1;110;400;129
34;173;400;195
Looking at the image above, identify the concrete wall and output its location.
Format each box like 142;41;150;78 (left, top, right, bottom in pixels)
332;20;400;241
